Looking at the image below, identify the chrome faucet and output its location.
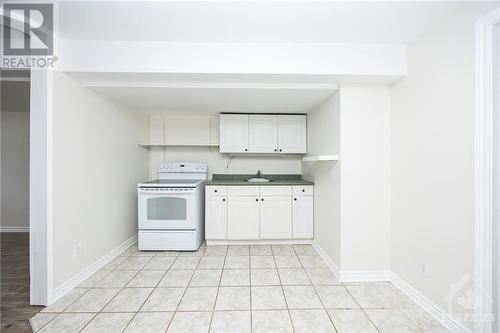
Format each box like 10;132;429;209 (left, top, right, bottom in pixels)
256;170;262;178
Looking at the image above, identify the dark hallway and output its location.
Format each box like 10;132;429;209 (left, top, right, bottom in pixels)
0;233;42;332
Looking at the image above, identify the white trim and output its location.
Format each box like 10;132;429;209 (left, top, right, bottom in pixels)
392;273;470;333
45;70;54;305
474;8;500;333
46;70;54;306
313;240;469;333
50;235;137;304
311;240;390;282
0;226;29;233
30;70;51;306
311;240;340;281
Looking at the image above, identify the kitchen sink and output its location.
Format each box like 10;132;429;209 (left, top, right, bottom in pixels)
246;178;272;183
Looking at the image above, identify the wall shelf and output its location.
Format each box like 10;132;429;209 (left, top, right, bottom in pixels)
139;143;219;148
302;155;339;162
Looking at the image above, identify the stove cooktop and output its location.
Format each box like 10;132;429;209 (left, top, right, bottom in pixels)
138;179;206;188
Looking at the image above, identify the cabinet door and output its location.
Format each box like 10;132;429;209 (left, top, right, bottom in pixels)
260;196;292;239
227;197;260;240
249;115;278;153
292;195;313;238
277;115;307;153
205;196;227;240
219;114;249;153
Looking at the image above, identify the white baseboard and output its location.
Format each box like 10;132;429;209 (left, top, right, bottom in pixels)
312;240;466;333
0;226;29;233
391;273;471;333
311;240;390;282
50;234;137;304
311;240;341;280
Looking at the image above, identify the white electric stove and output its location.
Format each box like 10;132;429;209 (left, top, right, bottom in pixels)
137;162;207;251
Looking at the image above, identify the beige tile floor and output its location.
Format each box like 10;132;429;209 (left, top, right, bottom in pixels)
30;244;450;333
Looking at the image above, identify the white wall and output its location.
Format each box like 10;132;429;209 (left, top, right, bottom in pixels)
1;111;30;231
148;114;302;179
302;93;341;266
391;2;499;327
303;86;391;273
52;71;148;288
59;40;406;79
339;85;392;272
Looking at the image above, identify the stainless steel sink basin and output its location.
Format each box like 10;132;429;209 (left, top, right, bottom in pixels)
246;178;272;183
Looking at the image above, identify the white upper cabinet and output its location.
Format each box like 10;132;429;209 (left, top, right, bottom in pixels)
249;115;278;153
278;115;307;153
219;114;306;154
219;114;249;153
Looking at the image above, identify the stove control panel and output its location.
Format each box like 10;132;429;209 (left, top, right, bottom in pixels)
159;162;207;173
138;187;196;194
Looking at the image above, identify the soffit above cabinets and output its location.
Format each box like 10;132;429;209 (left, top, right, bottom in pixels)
76;72;339;114
87;86;335;114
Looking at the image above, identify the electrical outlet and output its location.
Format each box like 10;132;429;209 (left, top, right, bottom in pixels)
73;244;82;259
420;264;428;277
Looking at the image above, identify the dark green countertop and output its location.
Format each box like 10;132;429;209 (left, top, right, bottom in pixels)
205;174;314;186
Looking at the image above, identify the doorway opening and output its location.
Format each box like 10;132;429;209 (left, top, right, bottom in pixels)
1;70;42;331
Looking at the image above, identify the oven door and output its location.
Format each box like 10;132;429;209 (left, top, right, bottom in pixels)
138;188;196;230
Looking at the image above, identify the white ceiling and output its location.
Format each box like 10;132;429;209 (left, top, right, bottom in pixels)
90;86;336;113
59;1;461;44
60;1;468;114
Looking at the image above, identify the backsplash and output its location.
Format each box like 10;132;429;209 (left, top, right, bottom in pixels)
149;146;302;180
147;114;302;179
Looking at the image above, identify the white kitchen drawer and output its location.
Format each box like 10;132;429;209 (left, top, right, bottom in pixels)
260;186;292;196
206;186;227;196
227;186;260;196
293;186;314;196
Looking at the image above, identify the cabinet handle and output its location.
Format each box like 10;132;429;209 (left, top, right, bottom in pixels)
245;148;248;151
294;198;297;201
261;198;264;201
255;198;259;201
302;189;305;192
222;198;226;202
214;189;217;193
274;149;277;152
279;149;282;152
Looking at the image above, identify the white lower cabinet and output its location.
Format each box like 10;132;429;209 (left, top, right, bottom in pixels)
205;196;227;239
205;185;313;241
292;195;314;238
227;196;260;240
259;196;292;239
